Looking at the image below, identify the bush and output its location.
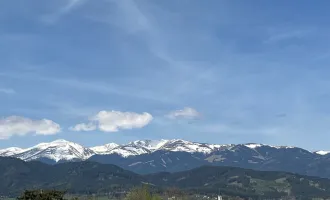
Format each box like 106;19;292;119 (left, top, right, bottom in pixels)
125;185;162;200
16;190;79;200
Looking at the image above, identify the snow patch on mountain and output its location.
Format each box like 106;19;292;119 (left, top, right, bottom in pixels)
315;150;330;155
244;143;263;149
244;143;296;150
91;143;119;154
108;144;152;157
130;139;169;150
0;147;26;157
159;139;223;154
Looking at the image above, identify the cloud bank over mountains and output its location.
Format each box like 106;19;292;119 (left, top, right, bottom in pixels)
0;107;200;139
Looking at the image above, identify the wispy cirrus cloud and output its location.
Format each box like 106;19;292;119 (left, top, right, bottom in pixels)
43;77;179;104
166;107;201;120
264;28;314;44
0;88;16;95
0;71;180;104
41;0;86;24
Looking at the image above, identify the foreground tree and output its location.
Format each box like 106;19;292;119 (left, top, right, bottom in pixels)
17;190;67;200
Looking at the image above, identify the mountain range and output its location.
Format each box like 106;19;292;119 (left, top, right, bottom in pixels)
2;156;330;199
2;139;330;178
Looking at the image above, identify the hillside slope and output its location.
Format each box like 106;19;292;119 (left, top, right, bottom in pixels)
88;146;330;179
2;157;330;198
0;157;139;196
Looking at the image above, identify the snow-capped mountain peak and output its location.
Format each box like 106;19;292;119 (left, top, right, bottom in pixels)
89;139;218;157
33;139;74;148
1;139;328;164
89;140;169;157
13;139;94;162
107;141;158;157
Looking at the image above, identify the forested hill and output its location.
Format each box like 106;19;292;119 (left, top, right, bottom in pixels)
2;157;330;199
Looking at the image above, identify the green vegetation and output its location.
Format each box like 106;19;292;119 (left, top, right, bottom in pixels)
13;188;171;200
10;188;330;200
125;186;161;200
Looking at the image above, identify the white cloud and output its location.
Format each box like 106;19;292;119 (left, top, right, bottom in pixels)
0;88;16;95
167;107;201;120
70;110;153;132
69;123;96;132
0;116;61;139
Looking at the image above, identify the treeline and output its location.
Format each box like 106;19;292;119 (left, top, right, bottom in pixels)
2;157;330;199
14;188;307;200
15;187;188;200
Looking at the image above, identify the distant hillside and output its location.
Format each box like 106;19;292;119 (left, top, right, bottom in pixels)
88;147;330;179
145;165;330;199
0;157;140;196
2;157;330;198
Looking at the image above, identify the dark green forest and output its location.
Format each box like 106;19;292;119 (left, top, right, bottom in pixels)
1;157;330;199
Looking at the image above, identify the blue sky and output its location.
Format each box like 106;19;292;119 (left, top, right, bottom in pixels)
1;0;330;150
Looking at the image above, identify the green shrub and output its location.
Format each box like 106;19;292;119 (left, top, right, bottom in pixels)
125;185;162;200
